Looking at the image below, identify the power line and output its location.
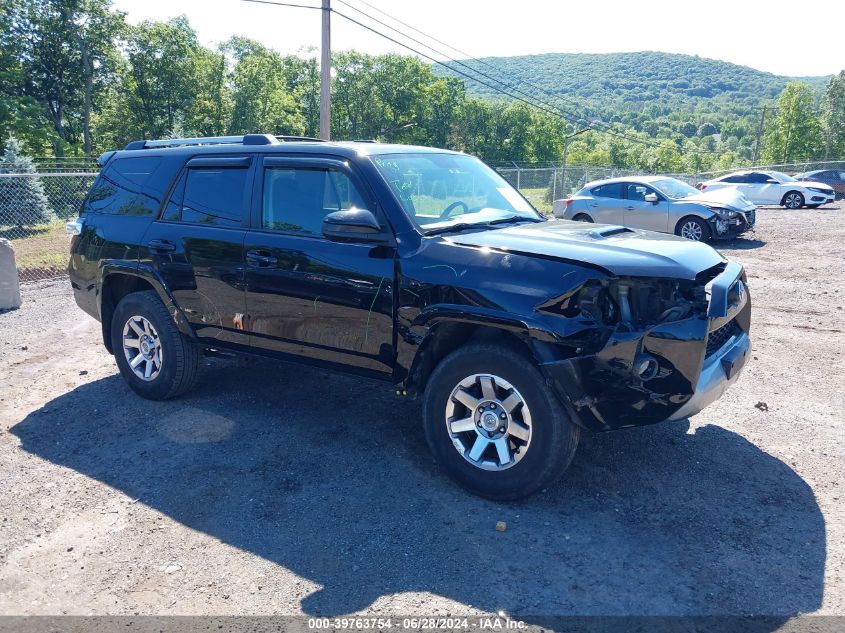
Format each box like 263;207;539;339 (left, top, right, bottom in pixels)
238;0;722;155
333;0;587;127
334;1;720;154
346;0;601;120
240;0;322;10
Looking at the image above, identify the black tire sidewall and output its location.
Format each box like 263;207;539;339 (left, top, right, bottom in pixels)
423;344;578;500
111;291;185;400
573;214;593;222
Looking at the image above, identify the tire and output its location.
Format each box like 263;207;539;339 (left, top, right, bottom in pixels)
782;191;804;209
572;213;594;223
422;342;580;500
675;216;711;242
111;290;200;400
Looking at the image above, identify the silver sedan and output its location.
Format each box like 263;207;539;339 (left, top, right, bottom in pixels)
553;176;756;241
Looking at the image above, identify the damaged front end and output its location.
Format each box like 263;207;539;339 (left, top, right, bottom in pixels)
536;262;751;431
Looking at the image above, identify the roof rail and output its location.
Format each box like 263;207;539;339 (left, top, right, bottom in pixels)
274;135;326;142
123;134;280;151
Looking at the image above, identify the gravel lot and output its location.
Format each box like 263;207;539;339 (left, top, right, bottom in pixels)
0;204;843;621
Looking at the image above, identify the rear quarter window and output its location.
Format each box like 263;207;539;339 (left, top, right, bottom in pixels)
84;157;163;216
590;183;624;199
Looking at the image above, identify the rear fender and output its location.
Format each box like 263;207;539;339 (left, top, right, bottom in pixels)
100;262;195;350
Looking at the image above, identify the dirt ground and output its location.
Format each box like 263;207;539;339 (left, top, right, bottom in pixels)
0;203;843;621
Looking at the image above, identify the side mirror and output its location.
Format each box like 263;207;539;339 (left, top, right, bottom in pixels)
644;192;660;204
322;208;388;243
765;179;779;184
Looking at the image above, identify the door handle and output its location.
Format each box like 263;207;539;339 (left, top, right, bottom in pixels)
246;250;278;267
147;239;176;252
625;206;634;211
591;203;599;207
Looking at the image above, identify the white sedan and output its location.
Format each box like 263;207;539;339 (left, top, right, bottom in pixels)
698;170;835;209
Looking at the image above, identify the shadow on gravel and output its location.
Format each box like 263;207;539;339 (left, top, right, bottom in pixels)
10;359;825;621
717;237;767;250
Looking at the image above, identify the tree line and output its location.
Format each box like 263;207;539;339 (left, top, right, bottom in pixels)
1;0;844;172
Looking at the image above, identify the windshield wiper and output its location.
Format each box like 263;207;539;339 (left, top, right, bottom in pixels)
423;222;479;236
423;215;542;236
485;215;543;226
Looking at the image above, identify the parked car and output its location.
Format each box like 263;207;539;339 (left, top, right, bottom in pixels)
697;170;835;208
553;176;756;242
794;169;845;200
67;134;751;500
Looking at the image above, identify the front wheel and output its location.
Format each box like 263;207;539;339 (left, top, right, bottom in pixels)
422;342;580;500
111;290;200;400
676;216;711;242
782;191;804;209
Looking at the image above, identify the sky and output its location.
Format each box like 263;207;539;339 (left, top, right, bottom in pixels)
111;0;845;77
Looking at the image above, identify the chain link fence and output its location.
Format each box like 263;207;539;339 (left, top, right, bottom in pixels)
1;159;843;286
1;171;98;283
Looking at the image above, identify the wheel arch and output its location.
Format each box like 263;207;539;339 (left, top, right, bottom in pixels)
99;265;193;353
781;190;804;207
403;319;541;398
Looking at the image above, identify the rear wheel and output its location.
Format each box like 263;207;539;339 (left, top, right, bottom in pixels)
422;342;580;500
111;290;200;400
675;216;711;242
782;191;804;209
572;213;593;222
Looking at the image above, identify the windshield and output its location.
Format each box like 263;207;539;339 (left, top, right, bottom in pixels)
652;178;700;199
770;171;796;182
371;153;541;232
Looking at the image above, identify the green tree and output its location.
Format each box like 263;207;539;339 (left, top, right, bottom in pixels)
0;0;123;155
124;16;201;138
762;82;822;163
227;39;304;135
0;136;53;227
820;71;845;159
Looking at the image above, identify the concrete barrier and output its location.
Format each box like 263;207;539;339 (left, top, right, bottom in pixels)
0;238;22;310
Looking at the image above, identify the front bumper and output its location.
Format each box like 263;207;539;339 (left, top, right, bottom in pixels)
541;262;751;431
666;331;750;421
709;210;755;239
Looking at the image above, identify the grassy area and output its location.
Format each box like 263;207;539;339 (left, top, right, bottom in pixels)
2;222;70;272
520;187;552;215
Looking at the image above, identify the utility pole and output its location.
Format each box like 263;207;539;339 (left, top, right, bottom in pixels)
753;106;767;165
320;0;331;140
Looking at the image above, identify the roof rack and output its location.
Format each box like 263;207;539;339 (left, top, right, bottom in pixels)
123;133;325;151
274;135;326;143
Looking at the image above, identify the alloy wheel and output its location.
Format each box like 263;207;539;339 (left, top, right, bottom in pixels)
680;220;703;241
784;193;803;209
445;373;532;471
122;315;163;381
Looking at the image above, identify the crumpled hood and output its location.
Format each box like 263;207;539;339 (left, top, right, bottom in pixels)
682;188;755;212
450;220;726;279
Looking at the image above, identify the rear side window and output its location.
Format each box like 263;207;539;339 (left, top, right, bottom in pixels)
721;174;747;183
590;183;624;199
84;157;162;215
262;167;367;235
164;167;249;227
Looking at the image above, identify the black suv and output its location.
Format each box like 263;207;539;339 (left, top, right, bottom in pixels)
68;134;751;499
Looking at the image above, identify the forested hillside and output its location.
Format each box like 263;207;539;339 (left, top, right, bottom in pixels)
438;51;829;112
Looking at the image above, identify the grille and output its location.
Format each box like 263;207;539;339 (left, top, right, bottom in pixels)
706;319;742;358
